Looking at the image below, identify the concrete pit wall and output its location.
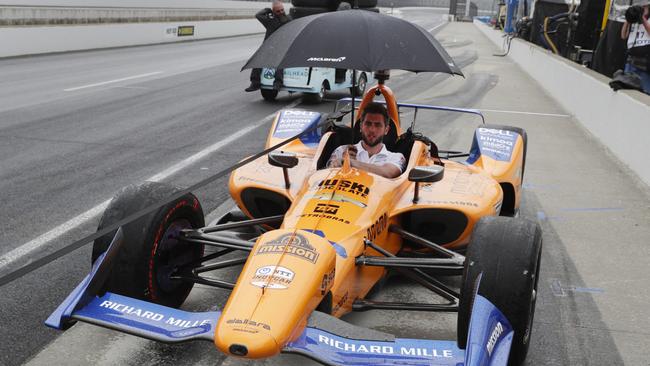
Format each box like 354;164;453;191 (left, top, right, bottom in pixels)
0;6;255;26
475;19;650;188
0;19;264;58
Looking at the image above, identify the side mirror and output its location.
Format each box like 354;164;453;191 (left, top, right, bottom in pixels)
408;165;444;203
268;151;298;169
408;165;444;183
268;151;298;189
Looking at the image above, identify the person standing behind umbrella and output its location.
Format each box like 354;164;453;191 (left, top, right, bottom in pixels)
245;1;292;92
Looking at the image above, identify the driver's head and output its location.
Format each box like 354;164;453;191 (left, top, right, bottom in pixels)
360;102;390;148
272;0;285;16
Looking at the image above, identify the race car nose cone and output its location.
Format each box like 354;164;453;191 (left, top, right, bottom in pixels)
229;344;248;356
216;328;280;358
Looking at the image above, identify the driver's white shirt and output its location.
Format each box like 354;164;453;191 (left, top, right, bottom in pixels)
330;141;406;173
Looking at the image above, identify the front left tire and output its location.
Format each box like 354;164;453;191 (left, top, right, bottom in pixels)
92;181;205;308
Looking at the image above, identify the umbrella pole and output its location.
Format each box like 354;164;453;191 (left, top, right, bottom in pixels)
351;70;356;130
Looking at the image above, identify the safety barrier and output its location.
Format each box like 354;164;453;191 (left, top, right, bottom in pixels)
475;19;650;188
0;6;255;26
0;19;264;58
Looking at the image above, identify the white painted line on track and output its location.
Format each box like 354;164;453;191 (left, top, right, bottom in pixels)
479;108;571;117
427;22;446;33
0;99;301;270
63;72;163;92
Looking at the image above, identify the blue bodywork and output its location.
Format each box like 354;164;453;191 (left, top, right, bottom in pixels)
273;110;323;148
467;127;521;164
46;228;514;365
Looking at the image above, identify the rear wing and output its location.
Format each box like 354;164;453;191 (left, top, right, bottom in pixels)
467;124;527;215
265;109;324;153
334;97;486;128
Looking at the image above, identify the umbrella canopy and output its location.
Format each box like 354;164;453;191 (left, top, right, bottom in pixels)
242;9;463;75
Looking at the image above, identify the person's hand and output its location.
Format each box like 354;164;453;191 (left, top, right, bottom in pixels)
346;145;357;160
327;157;342;168
644;5;649;21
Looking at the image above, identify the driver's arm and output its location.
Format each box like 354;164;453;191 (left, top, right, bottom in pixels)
350;160;402;179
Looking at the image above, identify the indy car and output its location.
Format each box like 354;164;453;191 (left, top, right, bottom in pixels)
47;70;542;366
259;67;368;103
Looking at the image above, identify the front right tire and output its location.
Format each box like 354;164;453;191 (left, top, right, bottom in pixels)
457;216;542;366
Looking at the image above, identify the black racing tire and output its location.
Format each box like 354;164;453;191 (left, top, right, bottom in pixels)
457;216;542;366
340;0;377;7
292;0;340;8
305;82;327;103
261;88;278;101
350;72;368;97
92;181;205;308
290;6;331;18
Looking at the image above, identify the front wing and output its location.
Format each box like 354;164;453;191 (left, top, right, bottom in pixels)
46;230;513;366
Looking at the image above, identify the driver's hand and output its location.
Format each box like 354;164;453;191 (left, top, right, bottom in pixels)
347;145;357;160
327;157;342;168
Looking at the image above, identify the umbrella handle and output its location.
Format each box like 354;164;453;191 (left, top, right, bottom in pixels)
356;84;401;134
351;70;356;130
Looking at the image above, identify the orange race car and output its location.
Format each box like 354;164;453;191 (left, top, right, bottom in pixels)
47;70;542;366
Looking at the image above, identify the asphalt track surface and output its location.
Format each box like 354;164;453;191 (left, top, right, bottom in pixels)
1;8;649;366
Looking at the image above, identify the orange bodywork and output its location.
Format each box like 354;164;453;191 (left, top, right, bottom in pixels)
218;87;526;358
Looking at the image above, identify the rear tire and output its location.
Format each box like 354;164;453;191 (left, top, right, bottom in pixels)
340;0;377;7
92;181;205;308
292;0;340;8
261;89;278;101
457;216;542;366
305;82;327;103
290;6;331;18
350;72;367;97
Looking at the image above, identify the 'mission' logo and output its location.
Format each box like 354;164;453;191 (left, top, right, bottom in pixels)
256;233;319;263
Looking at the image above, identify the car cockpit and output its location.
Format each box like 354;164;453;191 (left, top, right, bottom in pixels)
316;70;438;174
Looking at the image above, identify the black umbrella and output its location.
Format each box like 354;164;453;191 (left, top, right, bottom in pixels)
242;9;463;75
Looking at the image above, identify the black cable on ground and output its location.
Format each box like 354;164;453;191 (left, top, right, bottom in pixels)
0;109;341;287
493;33;515;57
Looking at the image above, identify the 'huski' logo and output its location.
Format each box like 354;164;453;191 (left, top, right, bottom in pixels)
256;233;319;263
316;179;370;198
307;57;346;62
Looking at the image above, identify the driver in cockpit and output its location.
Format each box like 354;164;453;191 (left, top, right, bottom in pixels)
327;102;405;179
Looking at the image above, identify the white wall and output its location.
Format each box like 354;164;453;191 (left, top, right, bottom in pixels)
0;0;274;9
0;19;263;58
475;19;650;187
